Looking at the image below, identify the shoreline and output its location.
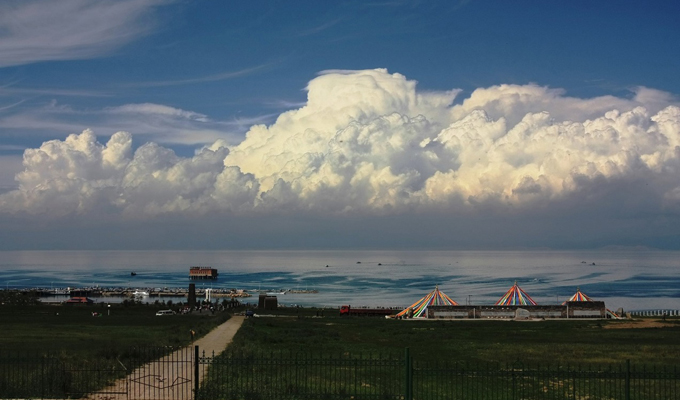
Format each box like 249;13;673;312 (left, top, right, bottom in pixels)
16;287;319;297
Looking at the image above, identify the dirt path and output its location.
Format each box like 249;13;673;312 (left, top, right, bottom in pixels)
88;315;245;400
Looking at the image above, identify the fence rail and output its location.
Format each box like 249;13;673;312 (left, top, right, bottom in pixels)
198;350;405;400
2;348;680;399
0;349;129;398
198;350;680;400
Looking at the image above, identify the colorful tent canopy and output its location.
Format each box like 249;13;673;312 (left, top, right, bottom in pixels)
495;282;537;306
396;286;458;318
562;287;593;304
562;288;622;319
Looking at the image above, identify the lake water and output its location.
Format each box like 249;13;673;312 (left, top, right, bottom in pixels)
1;249;679;311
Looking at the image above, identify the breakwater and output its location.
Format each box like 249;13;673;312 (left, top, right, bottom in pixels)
22;287;319;299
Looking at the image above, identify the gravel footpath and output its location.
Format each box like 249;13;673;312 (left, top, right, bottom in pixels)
87;315;245;400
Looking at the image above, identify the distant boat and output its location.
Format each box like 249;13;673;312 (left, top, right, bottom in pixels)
132;290;149;297
130;272;137;276
266;290;287;296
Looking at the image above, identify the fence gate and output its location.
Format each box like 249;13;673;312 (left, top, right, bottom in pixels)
125;346;195;400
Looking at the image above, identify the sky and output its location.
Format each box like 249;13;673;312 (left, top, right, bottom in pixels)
1;0;680;250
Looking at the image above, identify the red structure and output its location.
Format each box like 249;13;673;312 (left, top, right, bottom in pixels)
340;305;394;317
65;297;93;305
189;267;218;280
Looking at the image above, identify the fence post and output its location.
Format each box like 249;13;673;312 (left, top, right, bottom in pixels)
41;354;45;399
512;362;516;400
295;352;299;393
404;348;413;400
625;359;630;400
194;346;200;399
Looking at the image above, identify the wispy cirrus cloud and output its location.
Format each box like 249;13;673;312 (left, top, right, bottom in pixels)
0;101;253;145
0;99;28;112
0;86;113;98
296;17;344;37
0;0;170;68
104;103;210;122
127;64;275;88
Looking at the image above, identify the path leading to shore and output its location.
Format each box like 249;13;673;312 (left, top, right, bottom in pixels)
194;315;245;355
87;315;245;400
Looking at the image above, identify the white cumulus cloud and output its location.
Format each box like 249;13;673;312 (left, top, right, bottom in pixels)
1;69;680;225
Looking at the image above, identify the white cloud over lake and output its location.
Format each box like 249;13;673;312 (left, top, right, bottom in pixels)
1;69;680;247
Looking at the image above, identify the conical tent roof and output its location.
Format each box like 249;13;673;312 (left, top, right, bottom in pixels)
562;287;593;304
495;282;537;306
562;288;621;319
396;286;458;318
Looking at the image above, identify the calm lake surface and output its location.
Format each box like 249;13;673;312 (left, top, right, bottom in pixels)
1;250;678;311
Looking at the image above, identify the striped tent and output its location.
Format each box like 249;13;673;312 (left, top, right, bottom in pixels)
562;287;621;319
562;287;593;304
396;286;458;318
495;282;537;306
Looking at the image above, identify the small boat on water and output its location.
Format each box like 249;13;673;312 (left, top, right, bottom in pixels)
266;290;287;296
130;272;137;276
132;290;149;297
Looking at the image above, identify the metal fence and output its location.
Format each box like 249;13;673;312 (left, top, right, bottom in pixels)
197;350;405;400
126;346;195;400
198;349;680;400
2;348;680;399
0;349;129;398
0;346;191;399
412;359;680;400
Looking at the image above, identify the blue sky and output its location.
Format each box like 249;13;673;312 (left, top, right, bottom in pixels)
1;0;680;249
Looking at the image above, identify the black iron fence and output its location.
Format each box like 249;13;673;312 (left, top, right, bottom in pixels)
0;346;189;399
0;349;128;398
412;359;680;400
2;347;680;399
198;350;405;400
198;349;680;400
127;346;195;400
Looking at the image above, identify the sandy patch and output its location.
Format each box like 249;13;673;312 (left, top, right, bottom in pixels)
604;319;678;329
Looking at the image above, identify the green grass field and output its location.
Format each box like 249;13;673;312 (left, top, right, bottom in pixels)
229;311;680;365
3;299;680;399
200;311;680;400
5;292;680;400
0;299;229;359
0;296;232;397
2;297;680;366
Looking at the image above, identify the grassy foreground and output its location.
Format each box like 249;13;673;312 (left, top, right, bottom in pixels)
2;298;680;366
0;298;229;358
0;295;232;397
229;310;680;365
199;311;680;399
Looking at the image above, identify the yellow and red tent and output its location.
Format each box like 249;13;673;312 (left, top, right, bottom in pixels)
396;286;458;318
